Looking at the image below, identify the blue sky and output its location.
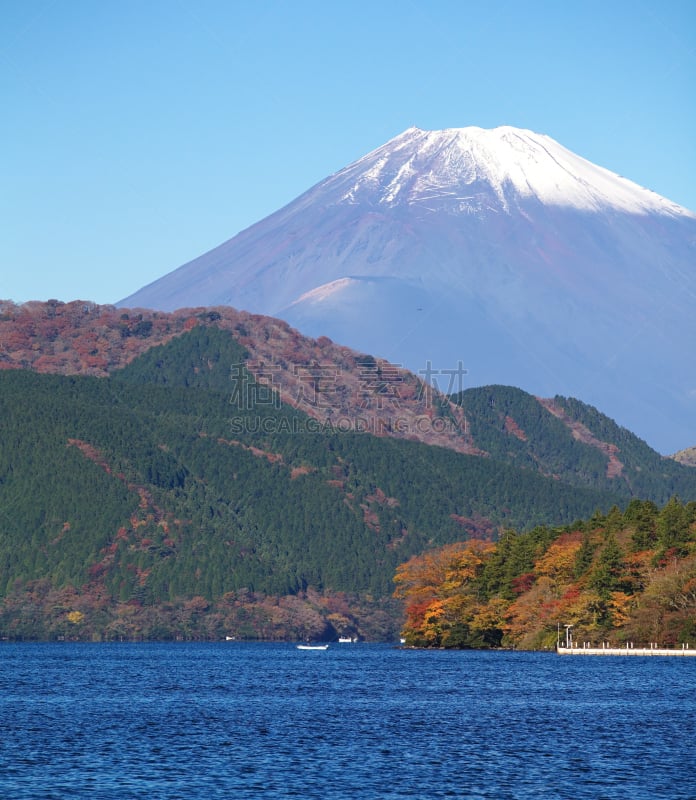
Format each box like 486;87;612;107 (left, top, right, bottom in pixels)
3;0;695;305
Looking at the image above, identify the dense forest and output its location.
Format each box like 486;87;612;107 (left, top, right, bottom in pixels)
395;498;696;649
0;328;627;640
0;303;695;641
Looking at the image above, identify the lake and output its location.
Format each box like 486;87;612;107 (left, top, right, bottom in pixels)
1;642;694;799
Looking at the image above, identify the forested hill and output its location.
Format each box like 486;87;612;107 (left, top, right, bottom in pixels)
1;299;695;500
0;325;623;640
0;301;695;641
451;386;696;501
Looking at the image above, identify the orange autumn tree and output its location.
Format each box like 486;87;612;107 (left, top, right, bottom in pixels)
393;540;496;648
504;528;640;648
392;500;696;649
502;532;586;649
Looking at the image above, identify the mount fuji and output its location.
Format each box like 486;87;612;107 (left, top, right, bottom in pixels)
119;126;696;454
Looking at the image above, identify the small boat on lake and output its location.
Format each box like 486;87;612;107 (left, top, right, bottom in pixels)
297;644;329;650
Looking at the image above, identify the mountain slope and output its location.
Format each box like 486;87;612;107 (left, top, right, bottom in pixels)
453;385;696;501
674;446;696;467
0;329;625;610
118;126;696;454
2;301;695;502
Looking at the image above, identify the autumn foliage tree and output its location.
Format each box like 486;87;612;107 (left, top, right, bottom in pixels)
393;540;497;647
394;499;696;649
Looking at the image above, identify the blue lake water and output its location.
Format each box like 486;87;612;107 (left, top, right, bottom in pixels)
1;642;694;799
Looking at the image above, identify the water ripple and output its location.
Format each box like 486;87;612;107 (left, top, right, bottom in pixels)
1;644;694;799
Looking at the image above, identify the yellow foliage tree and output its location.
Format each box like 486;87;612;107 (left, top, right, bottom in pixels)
534;538;582;585
394;540;495;646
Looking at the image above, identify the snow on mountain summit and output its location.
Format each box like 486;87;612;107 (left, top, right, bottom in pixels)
118;126;696;453
333;126;691;217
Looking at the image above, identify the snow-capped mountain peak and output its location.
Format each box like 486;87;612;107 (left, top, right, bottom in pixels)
333;126;691;217
118;126;696;453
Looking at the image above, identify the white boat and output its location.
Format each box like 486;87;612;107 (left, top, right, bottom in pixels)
297;644;329;650
338;636;356;643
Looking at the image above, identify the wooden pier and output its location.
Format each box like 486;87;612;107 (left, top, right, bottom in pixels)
556;625;696;656
556;643;696;656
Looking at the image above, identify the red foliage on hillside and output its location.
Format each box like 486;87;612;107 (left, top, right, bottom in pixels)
0;299;482;455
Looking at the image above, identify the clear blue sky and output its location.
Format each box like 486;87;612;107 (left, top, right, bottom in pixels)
3;0;695;305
